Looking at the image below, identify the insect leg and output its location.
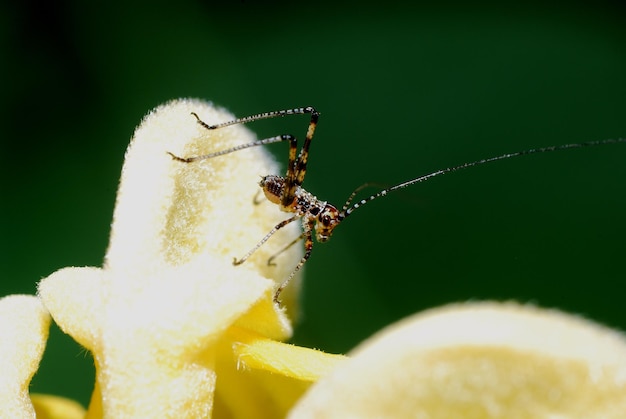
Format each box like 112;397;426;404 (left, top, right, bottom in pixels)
282;107;320;208
252;189;265;205
167;113;299;163
267;233;306;266
274;219;315;303
232;215;301;266
193;108;315;130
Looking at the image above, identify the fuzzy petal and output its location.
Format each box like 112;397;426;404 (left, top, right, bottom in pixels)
290;301;626;418
38;99;305;418
0;295;50;418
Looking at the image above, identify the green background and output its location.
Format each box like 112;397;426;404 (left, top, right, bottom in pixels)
2;1;625;407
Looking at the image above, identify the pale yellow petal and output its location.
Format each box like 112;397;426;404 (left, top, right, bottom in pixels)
213;353;312;419
230;327;347;381
0;295;50;418
106;99;302;304
37;267;103;350
290;301;626;418
38;99;305;418
31;394;86;419
212;327;345;418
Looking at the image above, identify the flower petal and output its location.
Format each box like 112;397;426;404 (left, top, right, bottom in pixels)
0;295;50;418
38;99;306;418
106;99;303;307
211;328;345;418
31;393;86;419
230;327;347;381
290;301;626;418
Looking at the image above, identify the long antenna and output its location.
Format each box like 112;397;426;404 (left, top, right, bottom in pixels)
341;139;626;218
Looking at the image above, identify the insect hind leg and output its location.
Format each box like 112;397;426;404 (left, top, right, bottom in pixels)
177;107;320;208
168;133;296;163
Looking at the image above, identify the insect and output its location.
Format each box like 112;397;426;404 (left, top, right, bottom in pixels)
168;106;625;302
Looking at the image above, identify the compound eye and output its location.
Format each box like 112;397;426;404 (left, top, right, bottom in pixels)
320;213;331;226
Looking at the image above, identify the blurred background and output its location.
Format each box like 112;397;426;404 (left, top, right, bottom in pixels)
2;0;625;407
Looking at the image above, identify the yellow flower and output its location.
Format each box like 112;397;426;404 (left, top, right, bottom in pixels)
290;301;626;418
2;99;625;418
36;99;345;418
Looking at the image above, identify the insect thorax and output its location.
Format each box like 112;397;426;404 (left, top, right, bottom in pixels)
258;175;340;242
259;175;326;215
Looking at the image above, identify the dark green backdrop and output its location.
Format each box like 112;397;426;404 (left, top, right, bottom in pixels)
2;1;625;407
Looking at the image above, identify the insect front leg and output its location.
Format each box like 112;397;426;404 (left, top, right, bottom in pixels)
267;233;306;266
233;215;300;266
